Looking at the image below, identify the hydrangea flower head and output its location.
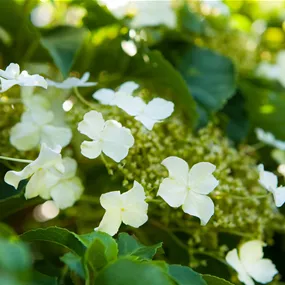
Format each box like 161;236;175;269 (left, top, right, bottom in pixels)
95;181;148;236
0;63;47;93
157;156;219;225
226;240;278;285
78;110;134;162
47;72;97;89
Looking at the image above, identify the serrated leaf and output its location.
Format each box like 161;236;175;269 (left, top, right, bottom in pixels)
168;265;207;285
178;45;236;126
203;275;234;285
95;257;174;285
117;233;162;260
60;252;85;279
40;26;87;78
20;227;86;256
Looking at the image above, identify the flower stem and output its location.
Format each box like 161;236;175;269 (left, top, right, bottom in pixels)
73;87;97;109
0;156;32;163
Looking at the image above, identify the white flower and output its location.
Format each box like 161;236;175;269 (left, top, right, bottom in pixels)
95;181;148;236
49;157;84;209
255;128;285;150
121;40;137;56
78;110;134;162
92;81;139;106
157;156;219;225
4;144;64;200
258;164;285;207
116;95;174;130
10;95;72;151
256;50;285;87
226;240;278;285
0;63;47;93
47;72;97;89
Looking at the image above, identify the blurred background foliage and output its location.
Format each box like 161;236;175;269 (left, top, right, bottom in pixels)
2;0;285;284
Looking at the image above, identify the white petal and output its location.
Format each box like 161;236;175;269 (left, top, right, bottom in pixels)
144;98;174;121
100;191;122;210
81;140;103;159
182;191;214;225
157;178;187;208
22;109;54;126
115;94;145;116
102;120;134;162
272;186;285;207
134;114;157;130
95;209;122;236
246;259;278;284
118;81;139;94
41;125;72;149
161;156;189;185
92;88;116;105
0;63;20;79
121;181;148;227
188;162;219;195
18;72;47;89
77;111;105;140
258;164;278;192
62;157;77;179
0;78;18;92
226;249;255;285
239;240;264;267
10;122;40;151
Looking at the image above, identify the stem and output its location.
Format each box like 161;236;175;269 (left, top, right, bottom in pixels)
252;142;266;150
73;87;96;109
145;198;162;204
0;156;32;163
192;250;229;267
0;99;22;104
213;192;271;201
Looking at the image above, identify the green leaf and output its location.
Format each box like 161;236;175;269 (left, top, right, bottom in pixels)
168;265;207;285
0;223;17;238
117;233;162;260
178;45;236;126
203;275;234;285
95;257;174;285
60;252;85;279
40;26;87;78
31;271;58;285
20;227;86;256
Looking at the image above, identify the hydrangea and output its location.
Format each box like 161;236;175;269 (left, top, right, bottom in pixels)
258;164;285;207
157;156;219;225
4;144;64;200
226;240;278;285
255;128;285;150
95;181;148;236
93;81;139;106
77;110;134;162
0;63;47;93
47;72;97;89
10;95;72;151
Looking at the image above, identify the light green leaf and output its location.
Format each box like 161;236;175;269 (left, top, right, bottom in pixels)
95;257;174;285
60;252;85;279
117;233;162;260
178;45;236;126
40;26;87;78
168;265;207;285
20;227;86;256
203;275;234;285
0;223;17;238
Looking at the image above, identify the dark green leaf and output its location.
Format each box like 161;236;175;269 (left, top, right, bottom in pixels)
31;271;58;285
168;265;207;285
0;223;17;238
95;257;174;285
60;252;85;279
117;233;162;260
178;45;236;126
203;275;234;285
40;26;87;78
20;227;86;256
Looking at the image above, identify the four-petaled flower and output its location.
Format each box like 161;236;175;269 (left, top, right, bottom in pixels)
255;128;285;150
4;144;64;200
157;156;219;225
95;181;148;236
226;240;278;285
47;72;97;89
10;95;72;151
0;63;47;93
93;81;139;106
258;164;285;207
77;110;134;162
